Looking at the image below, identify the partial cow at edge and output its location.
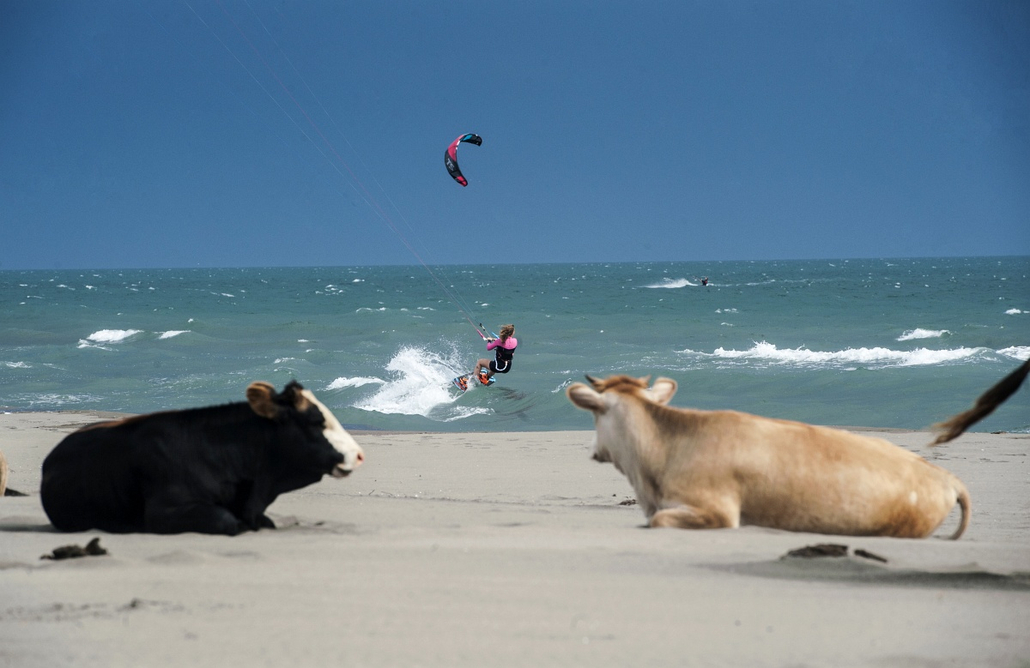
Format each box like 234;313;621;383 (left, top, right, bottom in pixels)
566;360;1029;539
41;381;364;535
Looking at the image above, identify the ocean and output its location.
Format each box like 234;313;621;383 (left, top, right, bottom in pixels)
2;257;1028;433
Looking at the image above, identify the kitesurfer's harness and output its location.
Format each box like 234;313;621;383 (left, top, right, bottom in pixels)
488;338;516;372
494;343;515;362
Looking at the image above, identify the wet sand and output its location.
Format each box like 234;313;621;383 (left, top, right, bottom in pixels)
1;411;1028;667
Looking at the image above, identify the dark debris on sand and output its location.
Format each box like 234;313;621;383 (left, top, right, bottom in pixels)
783;543;888;563
41;537;108;561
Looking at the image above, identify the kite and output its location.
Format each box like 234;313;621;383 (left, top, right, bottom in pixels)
444;133;482;187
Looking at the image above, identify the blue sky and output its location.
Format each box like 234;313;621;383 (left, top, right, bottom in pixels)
2;1;1028;270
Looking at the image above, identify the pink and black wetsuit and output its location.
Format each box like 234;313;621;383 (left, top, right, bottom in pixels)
486;337;518;374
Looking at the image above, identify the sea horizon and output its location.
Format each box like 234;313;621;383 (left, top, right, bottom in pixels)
7;252;1030;273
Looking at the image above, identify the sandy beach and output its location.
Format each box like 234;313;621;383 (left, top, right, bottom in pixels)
1;411;1028;668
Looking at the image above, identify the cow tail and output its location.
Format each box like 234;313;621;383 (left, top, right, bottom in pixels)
931;359;1029;446
949;483;971;540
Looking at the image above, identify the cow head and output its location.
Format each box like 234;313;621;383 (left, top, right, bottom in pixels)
246;381;364;478
566;375;678;466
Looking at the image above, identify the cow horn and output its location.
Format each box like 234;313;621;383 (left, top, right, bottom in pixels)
585;374;601;388
246;381;279;419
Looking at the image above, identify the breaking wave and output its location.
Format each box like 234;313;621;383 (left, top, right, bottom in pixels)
679;341;997;369
642;278;696;289
77;329;144;349
327;376;385;390
897;329;950;341
999;346;1030;361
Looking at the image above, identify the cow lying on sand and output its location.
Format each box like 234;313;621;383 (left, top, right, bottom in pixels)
41;381;364;535
568;376;999;539
567;361;1028;538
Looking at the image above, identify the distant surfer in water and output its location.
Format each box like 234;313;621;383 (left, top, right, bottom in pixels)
701;277;709;286
474;324;517;386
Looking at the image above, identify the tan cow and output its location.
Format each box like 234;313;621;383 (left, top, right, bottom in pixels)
567;375;973;538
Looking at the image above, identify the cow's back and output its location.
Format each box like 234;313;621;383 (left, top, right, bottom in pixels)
668;411;967;537
42;420;150;532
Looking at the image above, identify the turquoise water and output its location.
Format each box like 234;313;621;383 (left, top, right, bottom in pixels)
2;257;1028;433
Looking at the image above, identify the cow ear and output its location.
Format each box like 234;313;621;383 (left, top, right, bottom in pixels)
567;383;606;413
648;377;678;405
246;381;279;419
280;380;311;412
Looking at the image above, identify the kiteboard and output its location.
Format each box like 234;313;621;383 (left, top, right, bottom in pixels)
452;372;494;392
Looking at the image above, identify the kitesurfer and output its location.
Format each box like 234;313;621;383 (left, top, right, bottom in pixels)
474;324;518;385
701;277;709;286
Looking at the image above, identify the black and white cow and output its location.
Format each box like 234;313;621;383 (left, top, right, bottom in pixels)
41;381;364;535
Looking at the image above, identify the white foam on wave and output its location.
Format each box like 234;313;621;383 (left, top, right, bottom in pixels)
353;345;489;420
691;341;990;369
24;393;103;408
551;379;573;394
3;361;31;369
327;376;385;390
1005;308;1024;315
87;329;142;343
78;329;143;349
897;328;950;341
642;278;695;289
999;346;1030;361
158;330;190;339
